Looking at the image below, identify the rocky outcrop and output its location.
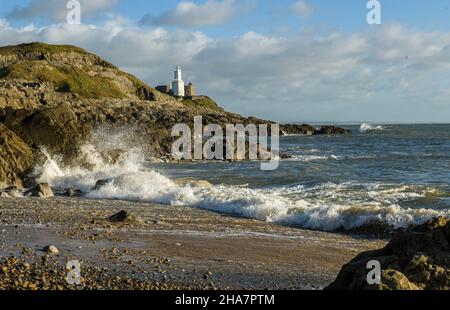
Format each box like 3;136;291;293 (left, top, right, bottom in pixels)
281;124;316;135
325;217;450;290
25;183;54;198
314;126;351;135
281;124;351;135
0;122;33;188
2;103;91;160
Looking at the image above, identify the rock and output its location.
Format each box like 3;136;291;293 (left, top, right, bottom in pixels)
0;192;11;198
44;245;59;254
380;269;420;290
281;124;315;136
280;152;292;159
108;210;129;223
107;210;143;225
5;189;22;198
313;126;351;135
326;217;450;290
281;124;350;136
176;179;213;188
342;219;391;237
91;179;111;191
64;188;82;197
25;183;54;198
193;180;213;188
0;123;34;188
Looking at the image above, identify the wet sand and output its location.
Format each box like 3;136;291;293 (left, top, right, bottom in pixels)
0;197;387;290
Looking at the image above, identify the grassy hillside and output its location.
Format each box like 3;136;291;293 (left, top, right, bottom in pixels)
0;42;89;56
182;96;223;111
0;61;124;99
0;42;152;100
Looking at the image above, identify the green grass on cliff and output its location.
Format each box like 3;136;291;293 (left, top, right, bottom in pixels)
0;61;124;99
0;42;88;56
182;96;222;111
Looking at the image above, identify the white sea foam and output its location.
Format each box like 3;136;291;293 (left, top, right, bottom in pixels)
35;141;449;232
288;155;340;162
360;123;384;133
287;154;375;162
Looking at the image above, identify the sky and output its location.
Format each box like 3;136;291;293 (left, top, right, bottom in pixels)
1;0;450;123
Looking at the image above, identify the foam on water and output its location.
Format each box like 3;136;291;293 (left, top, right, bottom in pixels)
35;141;450;232
360;123;384;133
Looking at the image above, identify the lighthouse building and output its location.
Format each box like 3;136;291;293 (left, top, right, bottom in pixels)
171;66;185;97
156;66;196;98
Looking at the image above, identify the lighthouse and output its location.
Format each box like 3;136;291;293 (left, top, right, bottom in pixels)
172;66;185;97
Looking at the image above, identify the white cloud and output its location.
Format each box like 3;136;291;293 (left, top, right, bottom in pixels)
0;19;10;29
0;20;449;122
140;0;252;28
292;0;313;17
7;0;119;22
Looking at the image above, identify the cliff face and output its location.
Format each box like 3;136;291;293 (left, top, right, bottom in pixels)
0;122;33;188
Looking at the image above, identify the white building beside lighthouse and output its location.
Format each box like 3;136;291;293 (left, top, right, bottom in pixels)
171;66;185;97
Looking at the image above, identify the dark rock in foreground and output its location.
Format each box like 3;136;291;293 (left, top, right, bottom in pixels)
108;210;129;223
107;210;143;225
325;217;450;290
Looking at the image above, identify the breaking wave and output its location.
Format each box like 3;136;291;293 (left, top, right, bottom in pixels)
360;123;384;133
35;140;450;233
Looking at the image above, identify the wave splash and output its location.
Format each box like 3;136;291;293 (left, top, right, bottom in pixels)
360;123;384;133
36;140;449;232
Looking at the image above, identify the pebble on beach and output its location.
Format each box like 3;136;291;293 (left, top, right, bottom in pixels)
44;245;59;254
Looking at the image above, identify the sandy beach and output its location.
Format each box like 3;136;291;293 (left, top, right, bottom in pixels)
0;197;386;290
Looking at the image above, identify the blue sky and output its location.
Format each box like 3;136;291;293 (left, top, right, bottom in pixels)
3;0;450;34
1;0;450;123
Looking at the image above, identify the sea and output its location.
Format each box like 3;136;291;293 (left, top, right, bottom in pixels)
37;123;450;232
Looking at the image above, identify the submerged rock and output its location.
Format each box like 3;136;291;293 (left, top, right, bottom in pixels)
175;179;213;188
325;217;450;290
64;188;83;197
91;179;111;191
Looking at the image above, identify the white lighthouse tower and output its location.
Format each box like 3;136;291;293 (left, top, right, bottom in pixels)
172;66;185;97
